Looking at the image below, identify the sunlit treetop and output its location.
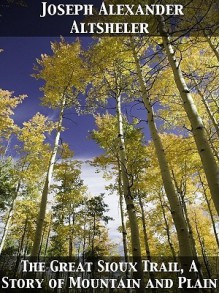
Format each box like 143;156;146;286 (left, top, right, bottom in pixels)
0;89;26;141
85;37;141;108
33;38;87;109
14;113;56;185
17;112;55;152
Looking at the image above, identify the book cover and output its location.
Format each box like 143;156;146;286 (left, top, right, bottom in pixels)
0;0;218;292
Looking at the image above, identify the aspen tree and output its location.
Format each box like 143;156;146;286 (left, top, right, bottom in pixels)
116;95;144;286
157;17;219;214
0;159;18;254
31;40;85;257
31;101;66;257
50;148;86;257
130;37;195;259
157;189;177;261
0;113;54;254
86;45;145;287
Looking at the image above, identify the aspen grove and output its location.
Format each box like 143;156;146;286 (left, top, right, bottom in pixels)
0;5;218;292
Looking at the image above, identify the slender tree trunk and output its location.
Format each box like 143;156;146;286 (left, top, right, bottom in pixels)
14;217;28;277
0;182;21;254
158;190;177;262
204;127;219;162
171;170;204;281
158;17;219;214
68;213;75;258
31;97;66;257
198;173;219;246
23;240;29;259
171;170;199;257
82;221;87;264
193;81;219;136
193;79;219;160
193;78;219;136
91;214;96;256
19;220;28;256
157;190;183;286
194;214;213;286
88;223;91;248
44;214;52;258
118;164;129;263
131;39;194;259
137;191;152;261
131;41;201;292
116;95;145;292
118;170;131;293
0;205;14;254
68;215;72;258
137;190;156;292
38;224;46;258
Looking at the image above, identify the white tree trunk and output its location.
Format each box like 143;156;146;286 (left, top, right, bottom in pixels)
31;97;66;257
194;79;219;136
0;204;14;254
116;95;145;291
131;40;194;259
158;17;219;214
0;182;21;254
